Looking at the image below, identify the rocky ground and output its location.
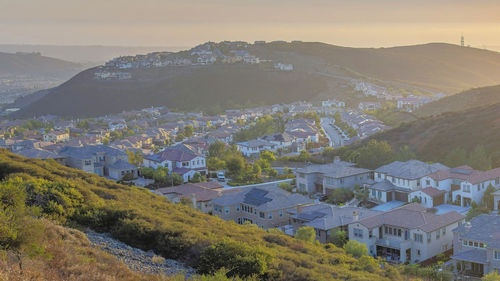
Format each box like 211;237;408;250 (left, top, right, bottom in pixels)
86;230;196;278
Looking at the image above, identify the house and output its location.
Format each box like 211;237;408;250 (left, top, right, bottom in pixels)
321;99;346;108
409;187;446;208
422;166;500;207
15;148;66;165
358;102;381;111
368;160;448;203
451;214;500;278
155;181;224;213
211;185;314;229
260;133;294;150
397;96;432;112
348;203;465;264
287;203;381;243
59;145;135;180
295;159;372;194
107;159;138;180
236;139;277;157
143;145;207;182
43;130;70;143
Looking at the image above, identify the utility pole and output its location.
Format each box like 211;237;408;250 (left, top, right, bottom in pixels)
461;34;465;47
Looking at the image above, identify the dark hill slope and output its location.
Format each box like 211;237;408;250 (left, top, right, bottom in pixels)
17;64;327;117
254;42;500;93
416;84;500;116
370;100;500;164
0;150;396;281
0;52;80;77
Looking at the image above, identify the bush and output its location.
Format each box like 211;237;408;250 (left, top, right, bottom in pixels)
294;226;316;243
197;239;273;278
344;240;368;258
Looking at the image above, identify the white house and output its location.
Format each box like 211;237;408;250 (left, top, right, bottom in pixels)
236;139;277;157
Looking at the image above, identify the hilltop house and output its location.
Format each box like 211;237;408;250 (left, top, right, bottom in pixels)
367;160;448;204
211;185;314;229
421;166;500;207
59;145;137;180
348;203;465;264
451;214;500;278
287;203;381;243
295;159;372;194
143;144;207;182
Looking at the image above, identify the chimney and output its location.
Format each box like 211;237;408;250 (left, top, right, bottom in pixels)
297;205;303;214
352;211;359;222
191;193;197;209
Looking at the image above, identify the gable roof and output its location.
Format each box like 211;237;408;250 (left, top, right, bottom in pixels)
145;146;200;163
453;214;500;249
375;160;448;180
156;182;224;202
60;145;125;159
429;166;500;185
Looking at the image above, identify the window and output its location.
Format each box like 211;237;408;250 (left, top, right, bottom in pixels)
279;210;283;217
474;242;478;247
442;228;446;235
369;230;373;238
414;233;423;243
353;228;363;238
398;229;402;237
340;178;345;184
436;230;440;240
224;207;229;214
259;212;265;218
84;160;92;165
377;191;382;199
426;179;430;186
417;250;421;256
495;251;500;260
427;233;432;243
372;189;376;196
463;240;467;246
268;213;273;219
469;241;473;246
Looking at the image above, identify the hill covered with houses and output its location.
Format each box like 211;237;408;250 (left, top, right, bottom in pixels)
13;41;500;118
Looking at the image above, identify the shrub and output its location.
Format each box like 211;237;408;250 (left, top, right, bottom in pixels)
344;240;368;258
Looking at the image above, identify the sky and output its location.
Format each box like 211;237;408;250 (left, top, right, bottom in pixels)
1;0;500;50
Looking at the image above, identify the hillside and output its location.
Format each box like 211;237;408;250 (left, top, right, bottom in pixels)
0;52;81;77
16;64;327;117
368;100;500;167
416;84;500;116
0;150;398;281
16;41;500;117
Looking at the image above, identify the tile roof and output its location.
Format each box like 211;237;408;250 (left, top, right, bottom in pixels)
453;214;500;249
295;162;370;179
60;145;125;159
376;160;448;180
15;148;64;159
451;249;488;264
145;146;199;162
420;187;446;197
356;203;464;233
156;183;224;202
369;180;410;192
108;159;137;170
427;166;500;184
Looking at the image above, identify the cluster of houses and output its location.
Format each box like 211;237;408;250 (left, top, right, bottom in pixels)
94;41;295;80
236;118;320;157
151;157;500;278
341;109;391;140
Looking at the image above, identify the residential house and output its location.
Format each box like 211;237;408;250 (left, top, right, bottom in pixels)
287;203;381;243
59;145;135;180
236;139;277;157
211;185;314;229
295;159;372;194
358;102;382;111
348;203;465;264
368;160;448;204
422;166;500;207
409;187;446;208
15;148;66;165
43;130;70;143
451;214;500;278
260;133;294;150
155;181;224;213
143;145;207;182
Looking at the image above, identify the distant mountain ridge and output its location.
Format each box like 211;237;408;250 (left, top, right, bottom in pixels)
15;41;500;117
0;51;81;77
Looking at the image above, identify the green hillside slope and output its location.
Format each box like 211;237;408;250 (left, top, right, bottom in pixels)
0;150;399;281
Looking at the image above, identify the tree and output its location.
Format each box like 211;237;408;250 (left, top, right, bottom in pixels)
208;141;226;158
175;133;185;142
444;147;467;167
226;155;245;178
344;240;368;258
207;157;226;171
190;172;205;183
294;226;316;243
355;140;395;169
395;145;416;162
354;185;369;204
469;145;491;171
153;167;169;184
171;173;184;186
183;125;194;138
260;150;276;163
327;188;354;205
298;150;311;162
140;167;155;179
126;149;143;167
328;230;347;248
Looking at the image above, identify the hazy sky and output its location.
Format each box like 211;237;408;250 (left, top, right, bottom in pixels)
1;0;499;49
